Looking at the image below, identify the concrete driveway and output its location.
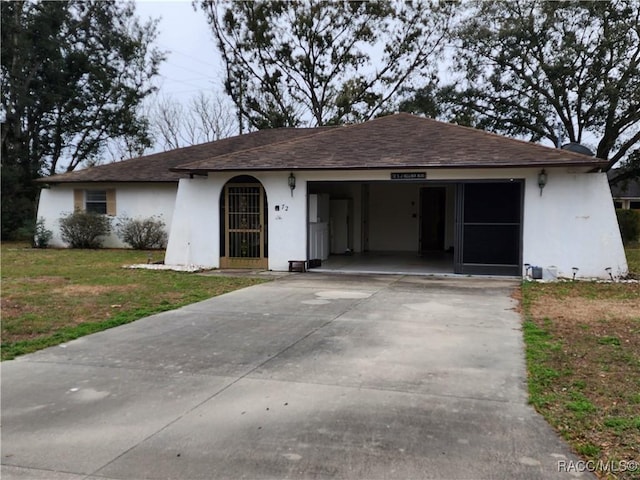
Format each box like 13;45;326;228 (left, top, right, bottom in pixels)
2;273;591;479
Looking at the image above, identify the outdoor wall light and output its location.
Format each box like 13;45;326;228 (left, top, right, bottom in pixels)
288;172;296;197
538;169;548;196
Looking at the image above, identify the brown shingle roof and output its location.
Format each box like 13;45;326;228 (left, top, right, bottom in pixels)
173;113;607;173
37;127;330;184
39;114;606;184
609;174;640;198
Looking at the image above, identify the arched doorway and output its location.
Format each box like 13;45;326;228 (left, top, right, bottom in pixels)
219;176;268;269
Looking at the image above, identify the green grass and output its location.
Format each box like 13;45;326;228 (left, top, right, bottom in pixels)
1;243;266;360
521;245;640;479
603;416;640;433
566;392;597;415
598;336;621;346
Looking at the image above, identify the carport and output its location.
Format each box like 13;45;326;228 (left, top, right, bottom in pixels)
308;179;523;276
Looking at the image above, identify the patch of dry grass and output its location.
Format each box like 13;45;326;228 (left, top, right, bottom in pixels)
1;243;266;359
523;280;640;479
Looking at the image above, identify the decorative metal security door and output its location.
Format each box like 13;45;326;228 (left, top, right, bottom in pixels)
220;183;267;269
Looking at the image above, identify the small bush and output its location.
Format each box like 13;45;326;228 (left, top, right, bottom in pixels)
33;217;53;248
12;217;53;247
11;217;36;242
116;216;167;249
616;209;640;244
59;211;112;248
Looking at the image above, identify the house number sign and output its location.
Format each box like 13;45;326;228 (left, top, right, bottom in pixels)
390;172;426;180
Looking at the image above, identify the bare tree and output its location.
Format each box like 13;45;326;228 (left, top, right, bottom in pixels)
184;92;237;144
152;92;237;150
153;96;185;150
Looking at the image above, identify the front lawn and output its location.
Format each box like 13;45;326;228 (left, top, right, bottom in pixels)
1;243;265;360
522;245;640;479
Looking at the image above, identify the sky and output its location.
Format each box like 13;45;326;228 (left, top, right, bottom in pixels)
135;1;225;111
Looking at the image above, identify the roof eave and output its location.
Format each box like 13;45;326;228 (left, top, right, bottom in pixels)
35;178;181;185
171;159;608;174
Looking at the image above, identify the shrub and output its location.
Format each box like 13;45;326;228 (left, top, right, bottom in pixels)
11;218;36;242
59;211;112;248
116;216;167;249
12;217;53;247
616;209;640;245
33;217;53;248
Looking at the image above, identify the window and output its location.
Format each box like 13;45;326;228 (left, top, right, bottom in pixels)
86;190;107;214
74;189;116;215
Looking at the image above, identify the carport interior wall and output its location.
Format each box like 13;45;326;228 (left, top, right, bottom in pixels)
307;180;523;276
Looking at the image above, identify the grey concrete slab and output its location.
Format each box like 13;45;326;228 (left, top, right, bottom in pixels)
23;312;333;377
0;465;89;480
249;318;526;402
1;273;592;479
271;272;403;291
95;378;586;480
177;280;382;316
388;275;518;290
339;286;518;325
248;280;526;401
317;251;455;275
1;362;233;475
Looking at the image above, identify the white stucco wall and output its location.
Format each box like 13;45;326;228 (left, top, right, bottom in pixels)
37;188;75;247
522;170;627;279
164;177;221;267
164;172;310;271
261;173;308;270
163;167;627;279
37;183;177;248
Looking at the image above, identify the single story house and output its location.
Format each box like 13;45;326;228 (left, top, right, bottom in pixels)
37;113;628;279
609;175;640;210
